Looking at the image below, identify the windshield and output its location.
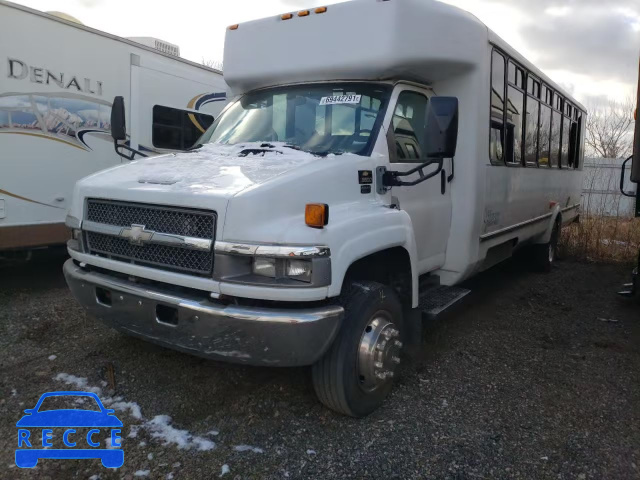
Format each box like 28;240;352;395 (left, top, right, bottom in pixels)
198;83;391;156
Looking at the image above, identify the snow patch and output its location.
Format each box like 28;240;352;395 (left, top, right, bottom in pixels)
234;445;264;454
54;373;102;394
48;355;57;361
147;415;216;451
88;475;101;480
134;470;150;477
11;389;17;396
306;449;317;455
54;373;215;453
220;464;230;477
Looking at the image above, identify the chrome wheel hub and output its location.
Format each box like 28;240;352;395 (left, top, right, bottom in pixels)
357;314;402;391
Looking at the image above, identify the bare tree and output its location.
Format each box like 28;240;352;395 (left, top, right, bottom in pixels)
202;58;223;72
585;99;634;159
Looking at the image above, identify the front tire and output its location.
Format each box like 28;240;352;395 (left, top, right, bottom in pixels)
312;281;404;417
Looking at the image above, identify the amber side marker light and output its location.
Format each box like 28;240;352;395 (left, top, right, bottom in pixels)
281;13;293;20
228;24;239;30
298;10;310;17
315;6;328;13
305;204;329;228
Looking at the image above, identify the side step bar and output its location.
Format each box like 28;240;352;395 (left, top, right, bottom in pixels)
419;285;470;318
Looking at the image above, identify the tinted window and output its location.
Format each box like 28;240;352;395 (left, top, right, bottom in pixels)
490;51;506;164
506;86;524;165
524;96;539;166
550;110;562;167
538;105;551;167
152;106;214;150
392;91;428;162
561;116;571;167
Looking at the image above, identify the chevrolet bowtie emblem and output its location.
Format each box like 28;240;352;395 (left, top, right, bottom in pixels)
120;224;154;246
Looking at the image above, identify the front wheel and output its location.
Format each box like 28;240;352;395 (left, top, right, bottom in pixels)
312;281;404;417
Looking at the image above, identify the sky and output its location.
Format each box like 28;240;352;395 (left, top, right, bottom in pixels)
12;0;640;105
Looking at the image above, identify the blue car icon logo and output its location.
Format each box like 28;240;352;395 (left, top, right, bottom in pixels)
16;391;124;468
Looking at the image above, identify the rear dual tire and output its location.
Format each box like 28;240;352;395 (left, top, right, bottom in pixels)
312;281;404;417
531;219;560;272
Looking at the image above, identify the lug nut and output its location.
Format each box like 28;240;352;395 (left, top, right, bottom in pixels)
376;372;386;380
375;361;383;369
392;356;401;364
386;371;394;378
394;340;403;348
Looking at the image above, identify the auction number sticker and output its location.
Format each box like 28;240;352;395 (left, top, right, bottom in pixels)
319;95;361;106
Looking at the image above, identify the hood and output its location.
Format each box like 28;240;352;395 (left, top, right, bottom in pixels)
78;142;319;198
71;142;320;231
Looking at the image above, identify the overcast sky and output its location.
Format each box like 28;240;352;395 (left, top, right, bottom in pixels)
13;0;640;104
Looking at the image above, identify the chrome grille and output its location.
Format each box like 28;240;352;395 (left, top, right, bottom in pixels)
85;199;216;276
87;199;214;238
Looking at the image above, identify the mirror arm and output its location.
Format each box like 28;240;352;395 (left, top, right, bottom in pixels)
447;157;455;183
382;158;444;187
620;155;637;198
113;139;148;161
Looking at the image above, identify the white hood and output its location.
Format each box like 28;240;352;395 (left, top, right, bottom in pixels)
71;142;319;234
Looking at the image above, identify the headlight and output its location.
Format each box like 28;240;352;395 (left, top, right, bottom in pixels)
251;258;312;283
253;258;276;277
286;259;312;282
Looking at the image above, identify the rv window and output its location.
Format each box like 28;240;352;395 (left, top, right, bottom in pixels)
152;105;214;150
490;50;506;165
391;91;428;162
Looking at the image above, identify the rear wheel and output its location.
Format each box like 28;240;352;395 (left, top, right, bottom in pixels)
531;219;560;272
312;281;403;417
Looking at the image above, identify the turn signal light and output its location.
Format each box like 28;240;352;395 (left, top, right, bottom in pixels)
315;7;327;13
298;10;310;17
281;13;293;20
305;204;329;228
228;24;239;30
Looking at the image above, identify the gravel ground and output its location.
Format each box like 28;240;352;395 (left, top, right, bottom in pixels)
1;251;639;479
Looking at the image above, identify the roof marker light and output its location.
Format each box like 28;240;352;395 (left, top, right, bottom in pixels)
315;7;327;13
281;13;293;20
298;10;310;17
228;24;239;30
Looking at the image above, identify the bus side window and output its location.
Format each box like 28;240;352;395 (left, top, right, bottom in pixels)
490;50;506;165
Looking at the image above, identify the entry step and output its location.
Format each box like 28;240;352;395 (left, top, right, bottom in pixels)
419;285;470;317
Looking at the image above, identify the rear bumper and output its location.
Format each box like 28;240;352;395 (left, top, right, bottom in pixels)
63;259;343;366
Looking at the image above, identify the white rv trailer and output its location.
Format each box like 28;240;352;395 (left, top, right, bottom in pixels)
63;0;586;416
0;0;228;251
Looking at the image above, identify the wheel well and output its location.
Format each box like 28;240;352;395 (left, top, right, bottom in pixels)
343;247;412;304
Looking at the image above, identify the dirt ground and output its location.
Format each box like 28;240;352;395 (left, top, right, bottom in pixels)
1;250;639;480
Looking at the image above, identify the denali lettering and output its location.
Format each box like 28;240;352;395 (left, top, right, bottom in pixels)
7;58;103;96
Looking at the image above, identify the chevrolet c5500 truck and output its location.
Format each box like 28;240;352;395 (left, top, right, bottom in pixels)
64;0;585;416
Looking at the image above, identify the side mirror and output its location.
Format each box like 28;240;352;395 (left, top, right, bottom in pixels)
110;96;126;141
424;96;458;158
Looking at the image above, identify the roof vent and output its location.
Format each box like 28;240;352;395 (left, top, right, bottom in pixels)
127;37;180;57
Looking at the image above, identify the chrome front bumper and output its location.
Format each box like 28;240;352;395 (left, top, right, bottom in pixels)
63;259;343;366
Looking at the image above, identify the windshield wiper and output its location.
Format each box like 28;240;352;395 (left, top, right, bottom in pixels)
186;143;203;151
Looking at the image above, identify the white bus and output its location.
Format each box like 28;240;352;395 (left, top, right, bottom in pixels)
64;0;586;416
0;0;228;252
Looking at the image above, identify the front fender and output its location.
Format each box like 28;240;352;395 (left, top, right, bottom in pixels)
328;204;419;307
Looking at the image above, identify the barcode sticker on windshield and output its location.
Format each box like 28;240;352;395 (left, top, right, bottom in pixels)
319;95;362;106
